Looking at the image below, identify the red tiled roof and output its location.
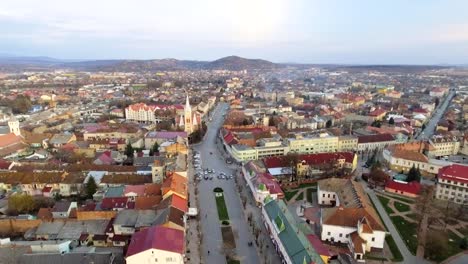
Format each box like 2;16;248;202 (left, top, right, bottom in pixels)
306;234;331;257
100;197;129;210
368;108;386;117
169;193;188;213
385;180;421;195
438;164;468;184
0;133;22;148
256;173;284;195
126;226;184;257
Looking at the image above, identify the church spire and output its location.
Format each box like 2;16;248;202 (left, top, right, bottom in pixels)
185;91;191;111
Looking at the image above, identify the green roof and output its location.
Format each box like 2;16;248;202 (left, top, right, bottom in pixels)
263;200;324;264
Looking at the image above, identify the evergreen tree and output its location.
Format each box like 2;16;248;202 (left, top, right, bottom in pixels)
125;143;134;157
150;142;159;156
86;176;97;199
389;117;395;125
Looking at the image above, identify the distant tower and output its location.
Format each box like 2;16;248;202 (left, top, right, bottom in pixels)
184;92;193;133
8;116;20;136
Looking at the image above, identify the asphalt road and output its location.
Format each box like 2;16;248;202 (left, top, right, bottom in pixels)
194;102;260;264
416;90;455;140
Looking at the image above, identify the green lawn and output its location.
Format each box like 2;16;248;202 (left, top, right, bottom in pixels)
306;188;315;203
386;235;404;262
368;194;388;231
226;258;240;264
296;192;304;201
284;190;299;201
394;201;411;213
215;193;229;221
390;215;419;255
384;193;415;204
378;195;395;215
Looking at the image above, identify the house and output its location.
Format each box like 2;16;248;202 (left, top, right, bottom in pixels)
126;226;185;264
52;201;78;219
124;184;146;201
0;133;27;158
385;180;421;198
100;197;130;211
59;172;86;197
262;199;324;264
318;178;386;261
48;133;76;149
161;173;187;199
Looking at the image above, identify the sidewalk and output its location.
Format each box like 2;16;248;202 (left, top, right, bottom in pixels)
235;170;282;264
186;150;201;264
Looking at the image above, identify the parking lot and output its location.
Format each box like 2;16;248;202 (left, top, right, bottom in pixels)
193;150;234;182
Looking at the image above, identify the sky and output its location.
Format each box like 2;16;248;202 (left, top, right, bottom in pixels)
1;0;468;64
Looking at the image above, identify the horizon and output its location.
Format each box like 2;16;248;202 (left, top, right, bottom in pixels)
1;0;468;64
1;54;466;67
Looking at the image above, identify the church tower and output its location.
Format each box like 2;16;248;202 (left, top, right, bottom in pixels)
184;93;193;133
8;116;20;136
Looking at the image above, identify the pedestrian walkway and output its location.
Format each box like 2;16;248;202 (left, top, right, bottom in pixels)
368;191;429;264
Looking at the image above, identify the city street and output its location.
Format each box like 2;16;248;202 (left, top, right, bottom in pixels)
193;102;260;264
416;90;455;140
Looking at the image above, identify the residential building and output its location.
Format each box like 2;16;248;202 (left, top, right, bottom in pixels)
126;226;185;264
357;134;396;152
436;164;468;204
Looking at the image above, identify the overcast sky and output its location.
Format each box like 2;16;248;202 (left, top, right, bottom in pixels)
1;0;468;64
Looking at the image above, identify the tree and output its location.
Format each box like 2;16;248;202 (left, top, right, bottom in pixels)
371;120;382;128
283;153;300;182
421;124;426;130
434;97;440;107
124;143;134;157
407;165;421;182
8;194;35;214
326;120;332;128
425;231;448;260
150;142;159;156
85;176;97;199
388;117;395;125
369;166;389;187
268;116;275;127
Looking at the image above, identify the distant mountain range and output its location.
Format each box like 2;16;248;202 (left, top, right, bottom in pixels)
0;55;460;72
0;55;281;72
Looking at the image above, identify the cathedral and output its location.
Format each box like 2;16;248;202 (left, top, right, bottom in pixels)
176;93;201;133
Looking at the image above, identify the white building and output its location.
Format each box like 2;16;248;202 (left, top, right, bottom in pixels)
318;178;386;261
436;164;468;204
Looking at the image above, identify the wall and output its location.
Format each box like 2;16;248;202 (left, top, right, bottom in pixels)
0;219;42;235
321;224;356;243
77;211;117;220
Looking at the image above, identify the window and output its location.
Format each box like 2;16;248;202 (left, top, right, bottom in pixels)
328;194;330;198
322;194;325;197
372;237;375;242
327;232;331;236
339;233;343;237
346;234;349;238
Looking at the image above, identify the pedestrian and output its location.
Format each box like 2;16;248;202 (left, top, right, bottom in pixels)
207;250;210;255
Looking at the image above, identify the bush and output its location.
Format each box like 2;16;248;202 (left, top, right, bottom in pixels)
221;220;230;226
213;187;223;193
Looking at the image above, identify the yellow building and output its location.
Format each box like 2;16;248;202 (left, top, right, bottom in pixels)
286;133;339;154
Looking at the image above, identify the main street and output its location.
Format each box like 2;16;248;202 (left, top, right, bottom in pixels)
193;102;260;264
416;89;455;140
